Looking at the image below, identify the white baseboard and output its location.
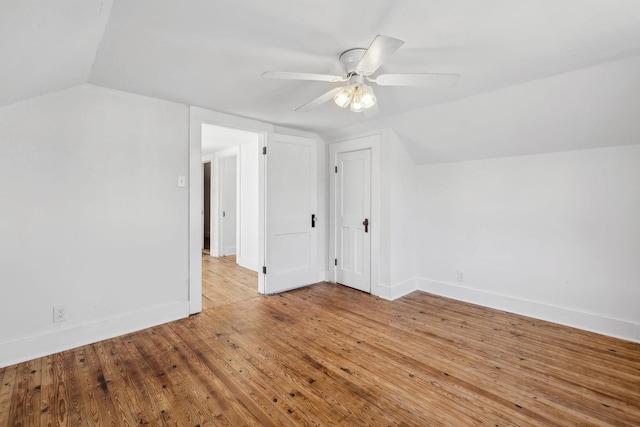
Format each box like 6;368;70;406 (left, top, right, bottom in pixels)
236;255;258;272
0;301;190;368
377;278;420;301
313;276;639;343
416;278;640;343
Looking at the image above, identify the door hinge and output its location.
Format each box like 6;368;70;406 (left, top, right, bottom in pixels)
262;266;267;274
263;146;267;155
335;165;338;173
334;258;337;266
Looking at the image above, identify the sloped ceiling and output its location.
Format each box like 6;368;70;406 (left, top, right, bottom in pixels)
0;0;112;106
3;0;640;162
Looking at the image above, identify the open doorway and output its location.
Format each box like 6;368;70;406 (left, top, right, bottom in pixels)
200;123;261;308
189;108;326;312
203;161;211;254
202;125;259;269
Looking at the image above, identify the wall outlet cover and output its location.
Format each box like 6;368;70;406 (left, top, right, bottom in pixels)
53;305;66;322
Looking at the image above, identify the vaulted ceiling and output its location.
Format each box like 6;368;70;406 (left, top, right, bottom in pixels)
2;0;640;162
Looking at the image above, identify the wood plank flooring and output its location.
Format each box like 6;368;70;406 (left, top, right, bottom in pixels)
1;257;639;426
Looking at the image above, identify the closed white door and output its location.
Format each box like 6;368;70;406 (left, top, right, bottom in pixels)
220;155;237;256
336;149;371;293
264;133;317;294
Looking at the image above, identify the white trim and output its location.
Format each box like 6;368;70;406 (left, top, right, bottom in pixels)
258;133;266;294
328;135;381;296
0;302;189;368
378;278;420;301
372;276;640;342
188;111;203;314
236;255;259;272
416;278;640;343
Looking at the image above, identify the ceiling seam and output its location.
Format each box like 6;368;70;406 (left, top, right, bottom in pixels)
86;0;115;84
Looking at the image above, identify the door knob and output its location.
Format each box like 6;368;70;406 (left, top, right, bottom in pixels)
363;218;369;233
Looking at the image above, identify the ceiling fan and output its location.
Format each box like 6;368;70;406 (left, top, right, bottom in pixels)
262;35;460;114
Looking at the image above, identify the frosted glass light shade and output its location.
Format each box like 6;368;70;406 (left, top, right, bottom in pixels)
333;86;353;108
350;88;364;112
360;85;376;109
334;84;377;112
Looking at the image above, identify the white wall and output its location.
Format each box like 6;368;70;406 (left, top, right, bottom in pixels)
386;130;418;293
371;130;418;299
0;84;190;367
415;145;640;341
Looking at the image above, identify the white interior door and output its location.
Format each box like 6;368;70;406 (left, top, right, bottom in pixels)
336;149;371;293
220;155;237;256
264;133;317;294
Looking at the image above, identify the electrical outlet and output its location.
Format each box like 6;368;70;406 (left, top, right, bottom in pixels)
53;305;66;323
457;270;465;282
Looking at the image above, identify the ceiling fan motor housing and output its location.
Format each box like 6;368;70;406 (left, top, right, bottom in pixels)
339;48;367;75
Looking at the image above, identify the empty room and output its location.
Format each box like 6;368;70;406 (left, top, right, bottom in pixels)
1;1;639;425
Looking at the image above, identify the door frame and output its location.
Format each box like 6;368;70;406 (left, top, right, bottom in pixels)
334;148;372;293
201;156;213;252
329;135;381;297
189;107;272;314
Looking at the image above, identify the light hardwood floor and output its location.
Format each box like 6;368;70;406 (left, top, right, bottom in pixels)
1;256;639;426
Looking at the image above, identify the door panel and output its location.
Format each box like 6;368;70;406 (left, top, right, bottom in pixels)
265;134;317;294
220;155;237;256
336;149;371;292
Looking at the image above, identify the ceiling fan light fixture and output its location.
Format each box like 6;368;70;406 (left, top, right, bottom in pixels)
333;86;353;108
348;85;376;112
264;35;460;114
350;87;364;112
360;85;376;109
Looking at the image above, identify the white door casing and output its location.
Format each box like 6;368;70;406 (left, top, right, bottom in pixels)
329;134;381;296
335;149;372;293
190;107;276;314
264;133;318;294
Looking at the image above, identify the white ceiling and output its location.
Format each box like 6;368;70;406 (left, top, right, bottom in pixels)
2;0;640;162
0;0;112;106
201;124;259;155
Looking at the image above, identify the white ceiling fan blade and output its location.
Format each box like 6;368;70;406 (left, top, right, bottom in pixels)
372;73;460;87
262;71;346;83
355;35;405;76
296;87;343;112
